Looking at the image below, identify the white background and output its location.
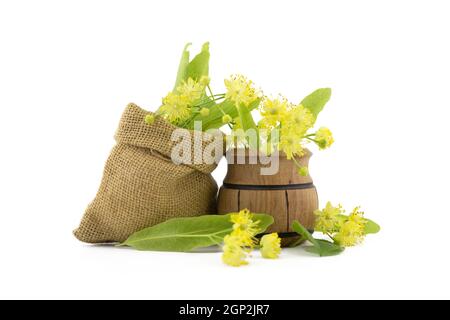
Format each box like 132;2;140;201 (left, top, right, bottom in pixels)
1;0;449;300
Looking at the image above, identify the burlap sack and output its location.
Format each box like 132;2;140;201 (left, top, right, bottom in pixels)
74;103;223;243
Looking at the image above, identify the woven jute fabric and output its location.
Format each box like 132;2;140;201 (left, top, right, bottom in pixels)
74;103;223;243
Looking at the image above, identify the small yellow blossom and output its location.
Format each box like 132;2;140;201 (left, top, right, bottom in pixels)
224;74;259;107
144;114;155;125
159;92;190;123
222;114;233;124
348;207;367;227
230;209;260;238
200;107;210;117
315;127;334;149
282;105;314;133
260;233;281;259
176;78;204;104
314;202;344;234
258;97;288;129
334;219;365;247
278;128;304;159
222;209;261;267
222;234;249;267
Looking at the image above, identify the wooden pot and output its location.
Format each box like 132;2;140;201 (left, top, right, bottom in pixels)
217;149;318;247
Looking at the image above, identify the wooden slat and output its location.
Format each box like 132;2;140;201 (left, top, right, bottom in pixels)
217;187;240;214
286;188;318;231
239;190;288;233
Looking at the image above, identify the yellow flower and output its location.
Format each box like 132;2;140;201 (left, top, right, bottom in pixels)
278;128;304;159
222;234;249;267
281;105;314;134
222;209;263;267
260;233;281;259
230;209;260;238
159;92;190;123
348;206;367;227
176;77;204;104
200;107;210;117
259;97;288;129
314;201;344;234
144;114;155;125
334;220;365;247
224;74;259;107
315;127;334;149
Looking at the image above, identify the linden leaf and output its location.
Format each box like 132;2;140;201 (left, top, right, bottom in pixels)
122;213;274;252
292;220;344;257
304;239;345;257
364;218;381;235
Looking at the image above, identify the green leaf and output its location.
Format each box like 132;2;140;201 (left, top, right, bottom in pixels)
186;42;210;81
187;98;260;131
304;239;345;257
173;43;192;91
364;218;381;235
122;213;274;252
236;99;260;148
292;220;320;247
292;220;344;257
301;88;331;119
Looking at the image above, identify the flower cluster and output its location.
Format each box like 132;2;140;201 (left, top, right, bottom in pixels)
158;76;210;125
258;96;334;161
146;43;334;176
222;209;281;267
314;202;367;247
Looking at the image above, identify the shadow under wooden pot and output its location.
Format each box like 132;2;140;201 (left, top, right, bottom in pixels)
217;148;318;247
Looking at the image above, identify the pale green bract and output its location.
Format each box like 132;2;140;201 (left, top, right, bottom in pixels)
122;213;274;252
301;88;332;119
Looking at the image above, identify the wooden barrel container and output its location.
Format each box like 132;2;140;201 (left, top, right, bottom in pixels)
217;149;318;247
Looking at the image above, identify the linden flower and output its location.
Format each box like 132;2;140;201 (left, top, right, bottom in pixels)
278;128;304;159
282;105;314;132
315;127;334;149
334;219;365;247
224;74;259;107
348;206;367;227
222;234;249;267
259;97;288;129
160;92;190;123
314;201;344;234
260;233;281;259
230;209;260;237
176;77;204;104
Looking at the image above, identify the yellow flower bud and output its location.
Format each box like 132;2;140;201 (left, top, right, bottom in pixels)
297;166;309;177
199;76;210;86
200;108;210;117
144;114;155;125
222;114;233;124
